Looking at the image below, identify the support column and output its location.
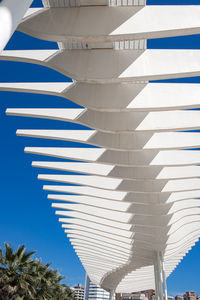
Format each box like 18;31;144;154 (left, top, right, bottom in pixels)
160;252;168;300
154;259;159;300
109;290;115;300
154;251;168;300
0;0;33;53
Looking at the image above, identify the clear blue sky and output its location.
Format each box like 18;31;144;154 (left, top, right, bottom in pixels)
1;0;200;294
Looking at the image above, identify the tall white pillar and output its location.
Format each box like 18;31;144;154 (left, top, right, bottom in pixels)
154;251;168;300
154;260;159;300
109;290;115;300
160;252;168;300
0;0;33;53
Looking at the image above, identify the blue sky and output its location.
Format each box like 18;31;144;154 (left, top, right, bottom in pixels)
1;0;200;294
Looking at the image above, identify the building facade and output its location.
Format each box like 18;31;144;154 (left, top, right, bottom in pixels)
175;292;200;300
84;274;111;300
72;283;85;300
184;292;198;300
119;292;148;300
117;290;172;300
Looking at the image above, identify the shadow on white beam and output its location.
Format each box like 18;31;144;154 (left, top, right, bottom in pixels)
19;6;200;43
3;82;200;111
3;49;200;82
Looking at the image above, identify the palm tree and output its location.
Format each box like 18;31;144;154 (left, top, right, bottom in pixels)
0;243;36;299
0;243;75;300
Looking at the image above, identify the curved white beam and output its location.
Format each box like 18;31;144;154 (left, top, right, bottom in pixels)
7;108;200;133
45;185;200;204
18;6;200;43
3;49;200;82
24;147;200;166
17;130;200;151
39;174;200;193
49;194;130;211
32;161;200;180
3;82;200;111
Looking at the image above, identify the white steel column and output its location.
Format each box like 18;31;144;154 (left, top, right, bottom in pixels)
0;0;33;53
154;261;159;300
154;251;168;300
109;290;115;300
160;252;168;300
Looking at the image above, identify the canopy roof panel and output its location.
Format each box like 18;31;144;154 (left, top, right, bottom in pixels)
1;0;200;295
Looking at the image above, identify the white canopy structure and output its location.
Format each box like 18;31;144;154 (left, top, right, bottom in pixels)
1;0;200;299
